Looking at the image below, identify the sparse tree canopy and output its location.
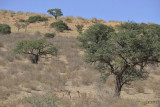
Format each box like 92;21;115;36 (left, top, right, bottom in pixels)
78;23;160;97
47;9;63;20
21;21;30;33
14;38;58;64
14;22;21;32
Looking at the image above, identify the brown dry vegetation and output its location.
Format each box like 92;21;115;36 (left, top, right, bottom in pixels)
0;10;160;107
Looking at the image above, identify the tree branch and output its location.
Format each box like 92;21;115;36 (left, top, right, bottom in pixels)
118;64;129;76
106;61;115;74
118;54;129;64
22;51;36;56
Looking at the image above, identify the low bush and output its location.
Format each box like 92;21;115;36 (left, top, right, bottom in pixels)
75;24;83;34
90;17;98;23
0;24;11;34
44;33;55;38
25;94;58;107
19;19;26;22
27;15;48;23
50;20;70;32
65;18;72;23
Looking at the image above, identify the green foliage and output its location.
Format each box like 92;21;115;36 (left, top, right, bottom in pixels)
65;18;72;23
44;33;55;38
148;23;160;37
90;17;98;23
47;9;63;20
25;94;58;107
0;24;11;34
13;38;58;64
19;19;26;22
78;22;160;96
50;20;69;32
20;21;29;33
75;24;84;34
78;23;114;49
27;15;48;23
14;22;21;32
117;21;141;31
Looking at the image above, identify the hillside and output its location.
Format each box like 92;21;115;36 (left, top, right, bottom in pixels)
0;10;160;107
0;10;121;36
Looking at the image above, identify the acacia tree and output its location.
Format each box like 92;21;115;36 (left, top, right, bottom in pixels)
14;38;58;64
78;23;160;97
21;21;30;33
47;9;63;20
14;22;21;32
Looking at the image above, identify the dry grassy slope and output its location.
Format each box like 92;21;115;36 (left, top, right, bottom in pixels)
0;11;160;107
0;11;121;36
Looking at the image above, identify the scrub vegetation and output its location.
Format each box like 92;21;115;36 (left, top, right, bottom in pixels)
0;9;160;107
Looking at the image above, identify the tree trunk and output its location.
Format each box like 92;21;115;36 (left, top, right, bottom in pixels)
114;75;122;97
55;16;57;20
34;55;39;64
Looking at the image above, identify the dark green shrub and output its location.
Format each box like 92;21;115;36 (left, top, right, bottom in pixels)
50;20;70;32
75;24;83;34
44;33;55;38
0;24;11;34
19;19;26;22
27;15;48;23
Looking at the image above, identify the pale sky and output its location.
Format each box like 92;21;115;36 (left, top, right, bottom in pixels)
0;0;160;24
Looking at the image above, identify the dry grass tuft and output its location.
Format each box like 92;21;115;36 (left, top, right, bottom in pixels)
80;70;97;86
